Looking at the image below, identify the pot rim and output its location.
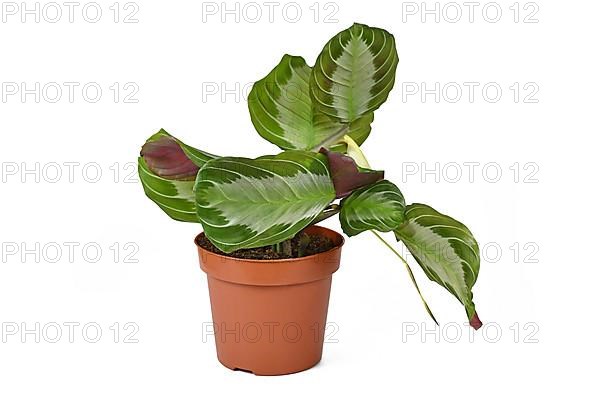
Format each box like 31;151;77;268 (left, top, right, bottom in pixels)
194;225;345;264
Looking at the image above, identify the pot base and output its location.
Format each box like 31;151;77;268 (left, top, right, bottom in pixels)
206;276;332;376
220;357;322;376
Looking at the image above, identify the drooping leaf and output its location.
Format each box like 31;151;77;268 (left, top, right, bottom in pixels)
138;158;197;222
395;204;482;329
195;151;336;252
141;129;216;175
339;180;405;236
311;23;399;122
319;148;384;198
248;54;373;151
138;129;217;222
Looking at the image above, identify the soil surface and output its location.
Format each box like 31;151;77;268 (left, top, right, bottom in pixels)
197;232;335;260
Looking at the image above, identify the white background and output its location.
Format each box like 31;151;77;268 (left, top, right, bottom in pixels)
1;0;598;398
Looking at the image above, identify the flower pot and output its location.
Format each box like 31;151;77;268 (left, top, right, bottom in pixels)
195;225;344;376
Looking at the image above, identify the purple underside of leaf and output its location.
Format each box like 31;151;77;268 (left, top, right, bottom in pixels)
469;312;483;330
319;148;384;198
141;136;199;180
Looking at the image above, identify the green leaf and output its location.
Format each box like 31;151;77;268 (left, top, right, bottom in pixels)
339;180;406;236
195;151;336;252
248;54;373;151
395;204;482;329
311;23;399;122
138;129;217;222
138;158;198;222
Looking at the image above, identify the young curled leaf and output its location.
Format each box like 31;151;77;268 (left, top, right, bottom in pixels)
140;129;216;180
319;148;384;198
141;136;199;180
138;129;217;222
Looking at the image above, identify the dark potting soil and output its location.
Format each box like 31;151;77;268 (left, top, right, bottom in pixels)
196;233;335;260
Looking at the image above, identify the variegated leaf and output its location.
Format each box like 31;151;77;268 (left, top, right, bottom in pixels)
248;54;373;151
339;180;406;236
195;151;335;252
138;129;217;222
395;204;482;329
311;23;399;122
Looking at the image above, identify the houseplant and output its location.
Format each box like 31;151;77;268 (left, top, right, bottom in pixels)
138;23;482;375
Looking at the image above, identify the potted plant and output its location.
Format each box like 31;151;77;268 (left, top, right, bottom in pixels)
138;23;482;375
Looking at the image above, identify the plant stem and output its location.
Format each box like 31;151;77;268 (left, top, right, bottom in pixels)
371;231;439;325
272;239;293;257
311;204;341;225
281;239;292;257
297;232;310;257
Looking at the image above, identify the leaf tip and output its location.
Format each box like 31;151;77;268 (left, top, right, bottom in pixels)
140;135;199;180
469;312;483;330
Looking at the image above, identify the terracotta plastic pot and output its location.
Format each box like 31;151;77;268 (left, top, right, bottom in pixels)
195;225;344;376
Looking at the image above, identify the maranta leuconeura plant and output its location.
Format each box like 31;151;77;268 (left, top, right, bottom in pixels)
138;23;483;329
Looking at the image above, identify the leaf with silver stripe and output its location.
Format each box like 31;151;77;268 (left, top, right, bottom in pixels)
311;23;399;122
339;180;406;236
395;203;482;329
248;54;373;151
195;151;336;252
